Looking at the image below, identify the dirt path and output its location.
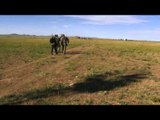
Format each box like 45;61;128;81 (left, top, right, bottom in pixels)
0;45;92;97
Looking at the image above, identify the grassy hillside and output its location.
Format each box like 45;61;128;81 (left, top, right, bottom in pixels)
0;36;160;105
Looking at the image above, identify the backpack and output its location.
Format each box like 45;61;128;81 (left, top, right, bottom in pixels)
50;37;54;43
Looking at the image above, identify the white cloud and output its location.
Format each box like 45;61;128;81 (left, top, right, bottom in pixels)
63;25;69;28
67;15;147;25
50;21;58;24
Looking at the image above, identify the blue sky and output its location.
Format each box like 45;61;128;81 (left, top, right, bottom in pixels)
0;15;160;41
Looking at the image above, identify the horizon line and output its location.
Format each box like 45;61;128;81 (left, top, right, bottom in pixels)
0;33;160;42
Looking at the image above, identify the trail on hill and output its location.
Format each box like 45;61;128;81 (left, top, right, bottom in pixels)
0;45;92;97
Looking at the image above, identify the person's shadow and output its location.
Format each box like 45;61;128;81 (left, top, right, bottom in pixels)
71;72;147;93
0;71;148;104
66;51;82;55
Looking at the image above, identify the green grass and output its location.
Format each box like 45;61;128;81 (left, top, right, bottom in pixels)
0;35;160;105
0;36;84;71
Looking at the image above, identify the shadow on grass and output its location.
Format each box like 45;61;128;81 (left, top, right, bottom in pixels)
0;73;2;80
66;51;82;55
0;71;148;105
0;85;65;105
72;73;147;93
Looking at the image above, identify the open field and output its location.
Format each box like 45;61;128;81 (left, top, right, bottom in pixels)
0;35;160;105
